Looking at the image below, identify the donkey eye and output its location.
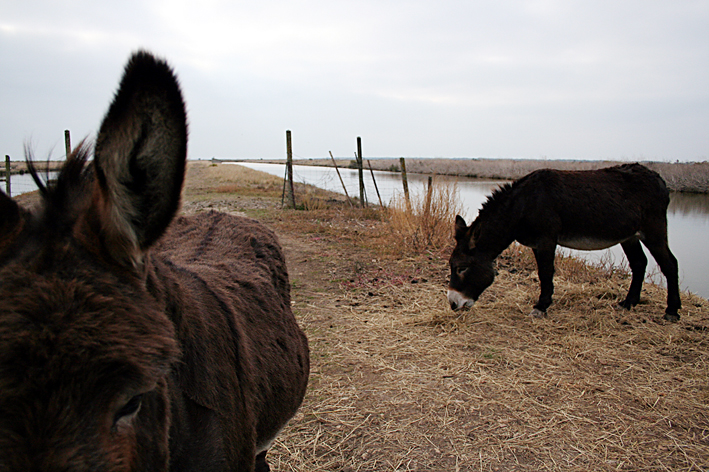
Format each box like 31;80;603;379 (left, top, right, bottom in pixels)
456;267;469;277
114;394;143;427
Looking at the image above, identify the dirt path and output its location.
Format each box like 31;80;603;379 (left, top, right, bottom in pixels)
271;230;474;471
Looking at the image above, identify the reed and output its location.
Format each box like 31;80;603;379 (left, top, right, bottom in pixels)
385;178;464;255
359;158;709;193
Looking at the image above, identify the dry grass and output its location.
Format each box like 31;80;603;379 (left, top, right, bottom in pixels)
645;162;709;194
182;161;355;215
184;161;284;199
179;161;709;471
268;239;709;471
385;178;463;256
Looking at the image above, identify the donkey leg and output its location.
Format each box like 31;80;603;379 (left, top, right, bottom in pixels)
619;239;647;310
642;239;681;322
531;247;556;317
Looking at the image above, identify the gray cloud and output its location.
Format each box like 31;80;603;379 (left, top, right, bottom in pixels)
1;0;707;161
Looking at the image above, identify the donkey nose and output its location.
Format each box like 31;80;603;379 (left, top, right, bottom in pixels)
450;300;458;310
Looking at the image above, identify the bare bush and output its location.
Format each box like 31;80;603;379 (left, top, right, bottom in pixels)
385;178;463;255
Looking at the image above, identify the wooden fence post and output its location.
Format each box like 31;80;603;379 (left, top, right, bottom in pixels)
423;176;435;245
423;175;433;217
285;130;296;209
399;157;411;211
356;137;366;208
64;130;71;159
4;155;10;197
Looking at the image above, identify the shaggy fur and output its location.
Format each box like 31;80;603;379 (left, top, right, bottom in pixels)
0;51;309;471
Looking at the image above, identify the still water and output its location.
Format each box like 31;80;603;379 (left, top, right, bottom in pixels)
239;162;709;299
5;172;57;197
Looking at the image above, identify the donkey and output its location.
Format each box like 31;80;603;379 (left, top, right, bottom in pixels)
0;51;309;471
448;164;681;322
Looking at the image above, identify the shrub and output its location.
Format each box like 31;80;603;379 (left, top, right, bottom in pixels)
384;178;463;255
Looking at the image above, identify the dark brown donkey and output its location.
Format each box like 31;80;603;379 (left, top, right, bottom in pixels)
0;51;309;471
448;164;681;322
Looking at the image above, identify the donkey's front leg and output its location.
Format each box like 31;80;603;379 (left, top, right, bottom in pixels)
531;246;556;317
619;239;647;310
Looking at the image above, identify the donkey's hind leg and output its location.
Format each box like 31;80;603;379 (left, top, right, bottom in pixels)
619;239;647;310
642;238;681;322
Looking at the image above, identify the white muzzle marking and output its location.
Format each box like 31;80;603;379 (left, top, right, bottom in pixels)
447;289;475;311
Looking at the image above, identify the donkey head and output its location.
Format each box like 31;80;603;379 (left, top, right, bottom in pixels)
0;51;186;471
447;215;496;311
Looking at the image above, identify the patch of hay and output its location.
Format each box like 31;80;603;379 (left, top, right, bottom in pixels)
271;239;709;471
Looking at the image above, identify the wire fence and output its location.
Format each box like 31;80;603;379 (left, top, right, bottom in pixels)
1;156;59;197
241;162;435;208
3;172;53;197
3;130;70;197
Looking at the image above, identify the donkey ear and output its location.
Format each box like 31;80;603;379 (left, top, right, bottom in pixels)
469;220;483;248
454;215;468;241
91;51;187;267
454;215;482;250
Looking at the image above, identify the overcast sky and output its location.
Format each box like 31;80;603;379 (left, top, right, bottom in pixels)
2;1;708;162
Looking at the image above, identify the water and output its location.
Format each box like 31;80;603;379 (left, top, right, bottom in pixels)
238;162;709;300
4;172;57;197
238;162;502;211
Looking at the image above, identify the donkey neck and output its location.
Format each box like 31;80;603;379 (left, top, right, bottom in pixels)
473;184;521;259
475;220;517;260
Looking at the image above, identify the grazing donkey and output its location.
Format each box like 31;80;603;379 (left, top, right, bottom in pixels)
0;51;309;471
448;164;681;321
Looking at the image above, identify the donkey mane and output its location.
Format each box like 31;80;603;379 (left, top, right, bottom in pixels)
477;181;515;221
25;145;94;234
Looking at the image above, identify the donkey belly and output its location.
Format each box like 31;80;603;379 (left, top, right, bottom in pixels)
558;232;643;251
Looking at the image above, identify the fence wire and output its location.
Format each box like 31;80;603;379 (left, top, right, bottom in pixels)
2;171;58;197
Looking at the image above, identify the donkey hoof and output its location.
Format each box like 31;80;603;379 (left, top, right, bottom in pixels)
529;308;547;318
618;300;634;311
663;312;680;323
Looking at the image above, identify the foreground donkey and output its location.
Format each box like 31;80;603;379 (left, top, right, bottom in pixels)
0;51;309;471
448;164;681;321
